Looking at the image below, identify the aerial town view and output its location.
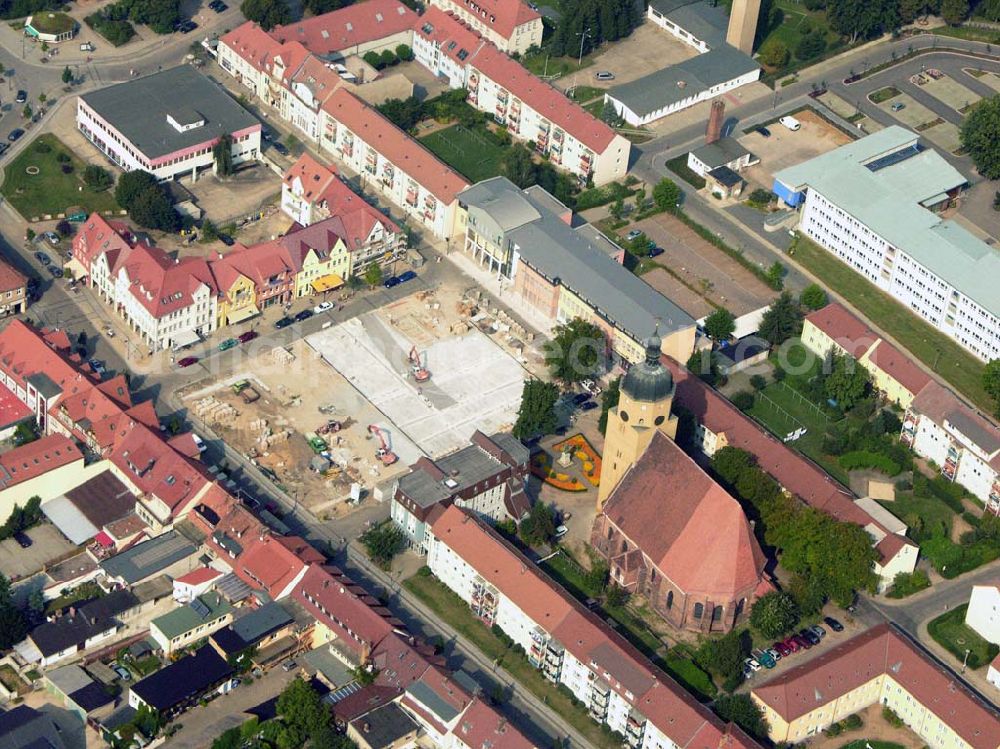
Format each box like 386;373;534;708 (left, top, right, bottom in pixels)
0;0;1000;745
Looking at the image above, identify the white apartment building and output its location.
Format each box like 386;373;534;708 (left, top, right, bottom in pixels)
902;381;1000;514
427;0;542;54
774;127;1000;363
319;88;467;239
426;505;750;749
966;584;1000;644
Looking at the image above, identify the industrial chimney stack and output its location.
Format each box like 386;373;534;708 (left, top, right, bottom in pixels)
706;100;725;145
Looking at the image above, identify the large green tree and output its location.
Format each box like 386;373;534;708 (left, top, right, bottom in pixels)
546;317;606;385
598;376;621;434
500;144;537;189
713;695;769;740
940;0;969;23
240;0;291;30
0;573;27;650
827;0;898;42
961;95;1000;179
695;628;750;684
757;291;802;345
276;677;330;748
114;169;158;210
213;134;234;177
823;352;871;410
799;283;828;311
703;307;736;343
749;591;799;639
512;380;559;439
652;178;681;212
360;522;406;569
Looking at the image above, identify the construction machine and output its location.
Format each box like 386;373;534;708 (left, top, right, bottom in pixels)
408;346;430;383
368;424;398;466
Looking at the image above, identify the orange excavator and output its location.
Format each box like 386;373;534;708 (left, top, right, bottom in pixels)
408;346;430;383
368;424;398;466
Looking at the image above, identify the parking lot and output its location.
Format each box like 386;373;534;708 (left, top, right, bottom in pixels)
633;212;778;319
871;91;963;154
0;524;76;582
913;70;980;113
740;108;853;190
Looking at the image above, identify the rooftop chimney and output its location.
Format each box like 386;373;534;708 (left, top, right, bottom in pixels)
706;100;725;145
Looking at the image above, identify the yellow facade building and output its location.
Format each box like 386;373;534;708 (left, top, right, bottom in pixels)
294;239;349;299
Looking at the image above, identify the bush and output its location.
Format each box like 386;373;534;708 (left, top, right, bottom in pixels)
842;713;863;730
84;164;114;191
882;707;903;728
838;450;901;476
747;188;774;207
34;141;52;154
60;164;73;174
749;374;767;391
795;32;826;61
887;569;931;598
56;152;70;163
732;391;755;411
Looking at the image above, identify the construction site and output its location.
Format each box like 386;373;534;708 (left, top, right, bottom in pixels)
181;285;540;516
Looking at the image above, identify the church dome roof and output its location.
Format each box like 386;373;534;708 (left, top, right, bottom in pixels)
621;333;673;402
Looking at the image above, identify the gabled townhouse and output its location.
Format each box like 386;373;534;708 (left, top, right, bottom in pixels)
268;0;417;61
412;8;630;185
426;504;761;749
281;154;406;274
276;218;351;297
318;88;468;238
390;430;530;553
426;0;541;54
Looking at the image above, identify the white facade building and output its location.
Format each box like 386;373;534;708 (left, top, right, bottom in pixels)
902;381;1000;514
426;0;542;54
966;584;1000;644
774;127;1000;363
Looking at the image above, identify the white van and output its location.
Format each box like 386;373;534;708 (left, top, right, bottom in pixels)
779;116;801;131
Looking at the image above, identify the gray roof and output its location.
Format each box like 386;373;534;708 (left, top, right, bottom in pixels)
302;645;356;686
691;137;751;169
232;601;294;643
459;177;695;343
404;680;462;722
773;126;997;317
948;409;1000;454
100;531;196;585
80;66;259;160
349;703;417;749
215;572;254;602
46;665;94;696
0;706;66;749
42;495;99;545
708;165;743;188
25;372;62;400
30;591;138;656
649;0;727;46
607;45;759;117
397;431;528;510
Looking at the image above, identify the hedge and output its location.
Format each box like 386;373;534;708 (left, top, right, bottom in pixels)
838;450;901;477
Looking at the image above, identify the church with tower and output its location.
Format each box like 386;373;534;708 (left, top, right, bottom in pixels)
591;334;771;633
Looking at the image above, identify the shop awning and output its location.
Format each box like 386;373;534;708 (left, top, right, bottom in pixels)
228;304;260;325
172;329;201;349
311;274;344;293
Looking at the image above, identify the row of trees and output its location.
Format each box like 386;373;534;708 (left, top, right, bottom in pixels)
362;44;414;71
545;0;643;59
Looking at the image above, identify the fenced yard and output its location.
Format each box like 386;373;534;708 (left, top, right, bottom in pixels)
419;124;506;183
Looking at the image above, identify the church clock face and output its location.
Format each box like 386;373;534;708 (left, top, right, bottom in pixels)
654;415;665;426
620;411;629;422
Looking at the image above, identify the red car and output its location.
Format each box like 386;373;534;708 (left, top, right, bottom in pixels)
783;637;800;653
238;330;259;343
794;634;812;649
177;356;199;368
774;641;791;657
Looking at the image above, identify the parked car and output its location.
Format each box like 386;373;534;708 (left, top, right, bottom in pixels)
274;316;294;329
174;19;197;32
766;647;782;663
15;90;26;104
783;637;800;653
112;665;131;681
8;128;24;142
573;392;591;405
581;379;602;395
756;126;771;137
594;71;615;81
0;143;9;157
47;265;63;277
383;276;401;289
810;624;827;640
744;657;761;672
823;616;844;632
34;251;50;264
891;102;905;112
800;628;821;646
177;356;199;367
314;301;334;314
271;141;290;156
219;234;235;246
88;358;106;376
294;309;314;322
238;330;259;343
779;115;801;131
13;531;32;548
625;229;642;242
397;270;417;284
218;338;238;351
648;245;664;257
554;524;568;538
774;641;791;657
580;400;599;411
43;231;60;246
793;633;813;649
282;660;297;672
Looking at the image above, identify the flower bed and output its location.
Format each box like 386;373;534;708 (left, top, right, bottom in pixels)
531;434;603;491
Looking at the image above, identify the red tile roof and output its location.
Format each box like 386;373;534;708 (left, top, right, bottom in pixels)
414;6;487;65
602;432;767;601
806;303;931;397
429;505;738;748
0;256;26;293
434;0;540;39
236;532;316;597
283;153;338;201
322;88;469;204
910;381;1000;467
467;42;616;152
452;698;535;749
72;214;136;274
113;244;216;318
220;22;282;73
175;566;223;586
0;381;31;430
0;434;82;489
270;0;418;56
752;624;1000;747
874;532;908;564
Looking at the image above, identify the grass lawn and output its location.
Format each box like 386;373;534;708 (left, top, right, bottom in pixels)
877;492;955;538
522;50;594;78
665;155;706;189
870;86;901;103
419;124;506;183
2;134;119;218
761;0;842;63
791;237;990;412
0;665;28;695
404;573;620;749
28;11;76;34
568;85;604;103
933;25;1000;43
928;604;999;669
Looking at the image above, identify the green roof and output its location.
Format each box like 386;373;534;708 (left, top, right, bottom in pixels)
774;126;999;317
152;592;233;641
26;12;76;34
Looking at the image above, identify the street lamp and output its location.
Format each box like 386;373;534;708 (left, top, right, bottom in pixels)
962;648;971;673
577;28;591;67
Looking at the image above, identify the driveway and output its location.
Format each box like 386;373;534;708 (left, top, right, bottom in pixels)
0;524;76;582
